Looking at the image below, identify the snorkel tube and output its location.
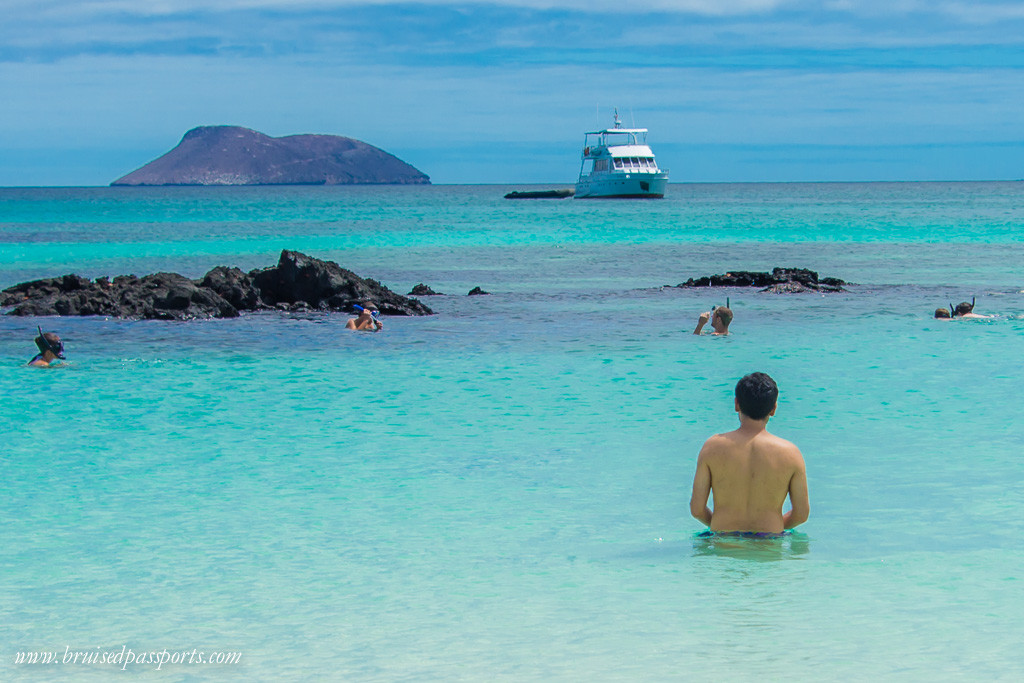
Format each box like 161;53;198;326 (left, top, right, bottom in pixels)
36;325;65;359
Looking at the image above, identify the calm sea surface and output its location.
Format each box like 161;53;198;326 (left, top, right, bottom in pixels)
2;183;1024;680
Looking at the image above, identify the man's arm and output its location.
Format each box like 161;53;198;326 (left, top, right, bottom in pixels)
689;447;713;527
782;456;809;529
693;312;710;335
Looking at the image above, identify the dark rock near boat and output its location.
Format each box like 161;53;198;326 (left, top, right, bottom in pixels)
111;126;430;186
2;250;434;320
467;287;490;296
677;267;846;293
409;283;442;296
504;189;574;199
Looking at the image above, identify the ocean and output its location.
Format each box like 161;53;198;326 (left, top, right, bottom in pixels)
2;183;1023;680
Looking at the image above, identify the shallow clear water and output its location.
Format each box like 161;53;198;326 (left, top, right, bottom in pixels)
2;184;1024;680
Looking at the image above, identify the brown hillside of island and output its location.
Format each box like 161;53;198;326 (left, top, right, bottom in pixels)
111;126;429;186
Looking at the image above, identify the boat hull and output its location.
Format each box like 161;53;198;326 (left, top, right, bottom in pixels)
574;173;668;199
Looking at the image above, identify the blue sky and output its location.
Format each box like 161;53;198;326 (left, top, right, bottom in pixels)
2;0;1024;185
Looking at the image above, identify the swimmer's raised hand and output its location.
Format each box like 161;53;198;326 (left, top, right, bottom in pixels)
694;311;711;335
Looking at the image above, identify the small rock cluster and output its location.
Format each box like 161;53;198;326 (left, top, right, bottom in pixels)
676;267;846;293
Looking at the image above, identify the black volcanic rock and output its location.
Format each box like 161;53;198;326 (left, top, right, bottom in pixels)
409;283;441;296
676;267;846;293
250;250;432;316
111;126;430;186
467;287;490;296
2;272;238;320
2;250;434;320
200;266;262;310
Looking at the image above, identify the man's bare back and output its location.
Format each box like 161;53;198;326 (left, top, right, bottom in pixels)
690;373;809;534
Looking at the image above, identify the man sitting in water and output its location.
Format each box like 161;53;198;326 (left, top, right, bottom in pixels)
690;372;809;535
28;328;66;367
693;306;732;335
345;302;384;331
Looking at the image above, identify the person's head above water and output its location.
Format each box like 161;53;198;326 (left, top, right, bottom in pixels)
735;372;778;420
34;328;65;359
953;301;974;317
934;307;951;319
711;306;733;332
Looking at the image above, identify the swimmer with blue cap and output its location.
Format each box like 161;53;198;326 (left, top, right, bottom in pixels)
346;302;384;331
28;326;66;367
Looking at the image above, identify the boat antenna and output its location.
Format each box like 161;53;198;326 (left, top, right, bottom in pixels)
631;107;636;128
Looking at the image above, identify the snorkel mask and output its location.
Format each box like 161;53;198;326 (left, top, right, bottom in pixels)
353;304;380;320
35;325;65;359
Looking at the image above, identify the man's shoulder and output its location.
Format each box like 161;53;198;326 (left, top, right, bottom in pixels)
758;431;805;464
699;432;737;458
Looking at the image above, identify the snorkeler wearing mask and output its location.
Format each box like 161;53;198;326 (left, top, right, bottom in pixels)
346;302;384;331
950;297;991;320
28;326;66;367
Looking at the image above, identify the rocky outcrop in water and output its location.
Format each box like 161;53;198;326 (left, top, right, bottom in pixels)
408;283;442;296
676;268;846;293
111;126;430;186
467;287;490;296
1;250;434;320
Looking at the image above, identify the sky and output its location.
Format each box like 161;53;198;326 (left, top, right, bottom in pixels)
2;0;1024;185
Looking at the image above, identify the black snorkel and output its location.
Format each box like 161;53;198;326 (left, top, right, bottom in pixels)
36;325;65;359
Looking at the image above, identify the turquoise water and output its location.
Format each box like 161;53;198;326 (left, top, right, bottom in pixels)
2;184;1024;680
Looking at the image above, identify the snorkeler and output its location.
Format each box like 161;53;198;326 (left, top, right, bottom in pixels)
693;299;732;336
934;308;951;319
690;372;809;534
346;302;384;331
28;326;66;367
950;297;990;319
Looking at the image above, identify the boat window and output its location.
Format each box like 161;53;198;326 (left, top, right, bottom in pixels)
595;159;608;172
613;158;623;169
631;157;640;167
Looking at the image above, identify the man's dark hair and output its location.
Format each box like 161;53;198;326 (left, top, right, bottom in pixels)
735;372;778;420
953;301;973;316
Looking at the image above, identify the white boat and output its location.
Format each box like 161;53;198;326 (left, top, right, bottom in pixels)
575;110;669;199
